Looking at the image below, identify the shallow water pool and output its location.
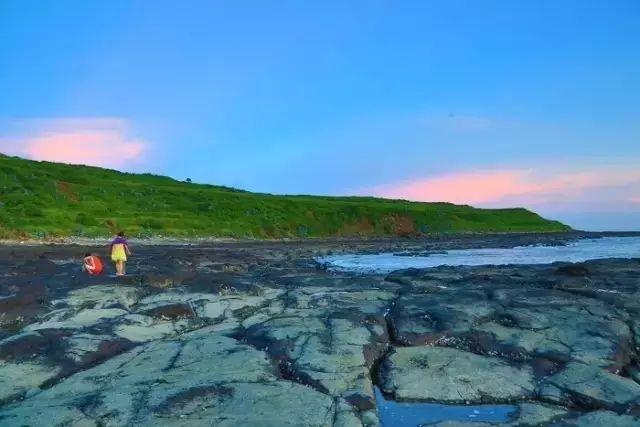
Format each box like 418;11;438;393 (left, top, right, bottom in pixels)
375;387;517;426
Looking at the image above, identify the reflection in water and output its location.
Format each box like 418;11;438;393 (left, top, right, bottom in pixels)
322;237;640;274
375;387;517;426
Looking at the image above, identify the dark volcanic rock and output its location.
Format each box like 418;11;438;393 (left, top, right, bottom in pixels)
0;283;49;333
0;331;51;361
15;259;58;275
0;283;47;310
386;261;639;372
556;264;591;277
0;236;638;425
141;302;196;319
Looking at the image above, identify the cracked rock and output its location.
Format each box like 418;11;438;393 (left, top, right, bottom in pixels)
538;362;640;413
381;346;536;403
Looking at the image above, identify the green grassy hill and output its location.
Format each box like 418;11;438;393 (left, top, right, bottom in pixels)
0;154;570;239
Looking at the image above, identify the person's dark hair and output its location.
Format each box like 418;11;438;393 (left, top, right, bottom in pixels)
84;253;91;257
117;231;124;237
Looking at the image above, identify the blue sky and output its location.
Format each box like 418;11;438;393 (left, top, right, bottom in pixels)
1;1;639;230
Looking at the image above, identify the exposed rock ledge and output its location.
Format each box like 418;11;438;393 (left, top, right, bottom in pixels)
0;238;638;426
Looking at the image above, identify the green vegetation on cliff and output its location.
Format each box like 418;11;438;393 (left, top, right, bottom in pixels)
0;154;570;238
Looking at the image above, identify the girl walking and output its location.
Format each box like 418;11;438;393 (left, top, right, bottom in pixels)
110;232;132;276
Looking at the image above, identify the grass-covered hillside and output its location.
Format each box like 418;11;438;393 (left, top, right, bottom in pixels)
0;154;570;239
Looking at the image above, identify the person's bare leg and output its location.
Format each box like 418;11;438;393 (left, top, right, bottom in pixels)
122;262;126;275
116;261;123;276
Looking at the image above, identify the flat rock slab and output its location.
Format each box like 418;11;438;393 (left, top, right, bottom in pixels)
56;285;143;310
0;332;336;426
25;308;128;331
381;346;536;403
0;361;61;403
538;362;640;413
430;408;640;427
550;410;640;426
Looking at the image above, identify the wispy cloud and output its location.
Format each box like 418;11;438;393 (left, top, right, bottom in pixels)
0;118;147;169
418;114;514;133
365;167;640;213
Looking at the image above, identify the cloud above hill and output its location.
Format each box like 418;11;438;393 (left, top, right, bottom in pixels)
0;118;147;169
366;167;640;214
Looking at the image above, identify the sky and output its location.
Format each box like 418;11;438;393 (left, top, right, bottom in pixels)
1;0;639;231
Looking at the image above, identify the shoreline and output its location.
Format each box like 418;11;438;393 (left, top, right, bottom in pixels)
3;229;640;248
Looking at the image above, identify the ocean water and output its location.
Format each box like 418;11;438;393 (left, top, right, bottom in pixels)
321;236;640;274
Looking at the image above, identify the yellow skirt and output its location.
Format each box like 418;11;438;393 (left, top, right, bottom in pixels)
111;244;127;262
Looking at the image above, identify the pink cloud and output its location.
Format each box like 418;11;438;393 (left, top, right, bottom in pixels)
24;131;145;167
0;118;147;169
368;168;640;209
372;170;533;205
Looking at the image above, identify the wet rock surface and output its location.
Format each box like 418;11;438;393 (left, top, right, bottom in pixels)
0;233;638;426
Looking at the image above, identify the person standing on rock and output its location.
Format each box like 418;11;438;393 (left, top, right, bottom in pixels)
110;232;132;276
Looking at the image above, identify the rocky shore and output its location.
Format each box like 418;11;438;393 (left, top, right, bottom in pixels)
0;234;639;426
